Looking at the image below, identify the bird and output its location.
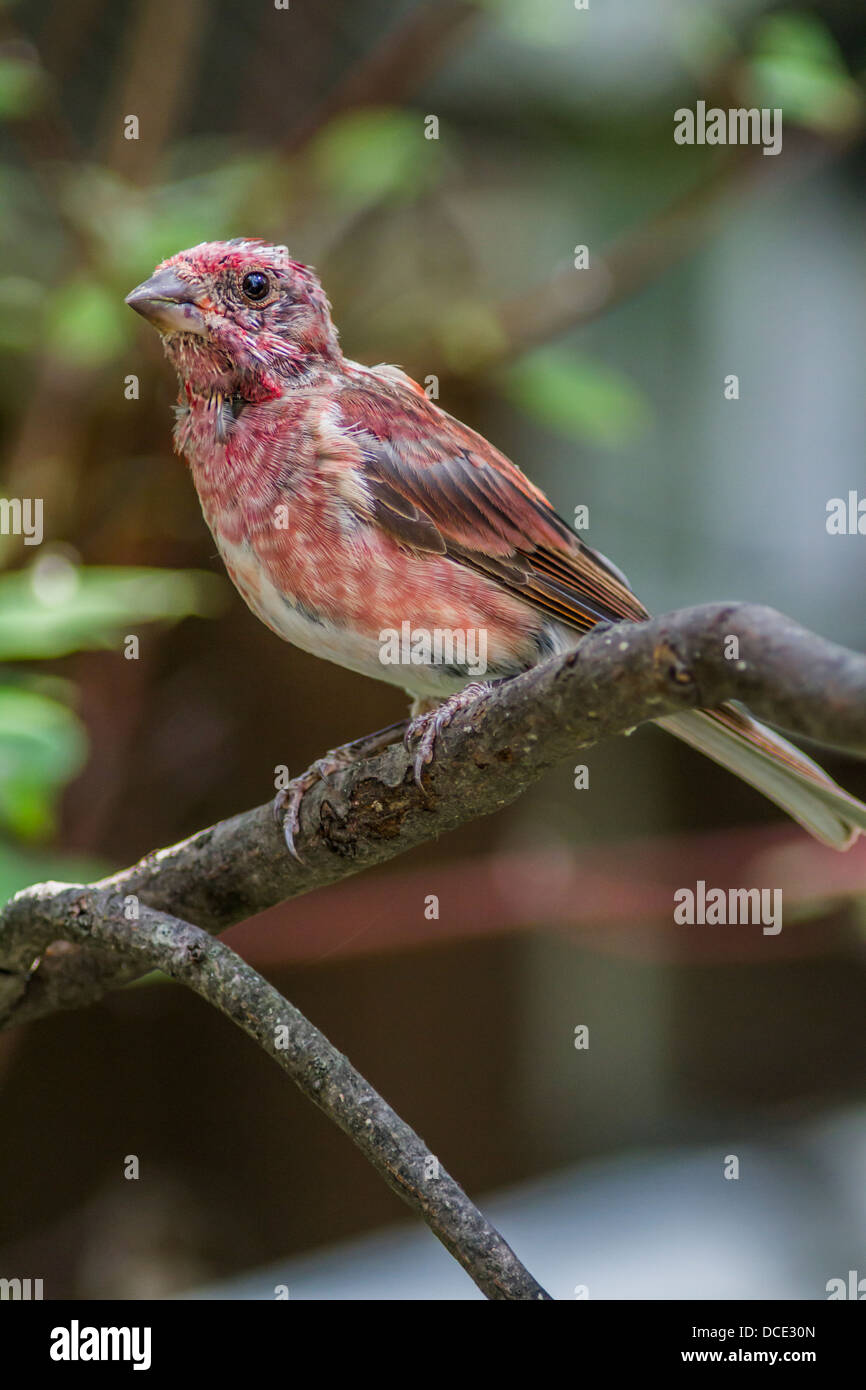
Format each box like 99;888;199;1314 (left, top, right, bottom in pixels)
126;237;866;857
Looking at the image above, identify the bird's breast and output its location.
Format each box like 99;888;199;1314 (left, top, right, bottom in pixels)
182;397;566;696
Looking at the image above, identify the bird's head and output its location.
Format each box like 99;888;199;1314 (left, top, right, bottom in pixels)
125;238;340;398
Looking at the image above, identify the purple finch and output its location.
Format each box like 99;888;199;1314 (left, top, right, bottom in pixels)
126;238;866;854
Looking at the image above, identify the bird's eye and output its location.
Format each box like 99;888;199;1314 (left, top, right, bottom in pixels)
241;271;270;302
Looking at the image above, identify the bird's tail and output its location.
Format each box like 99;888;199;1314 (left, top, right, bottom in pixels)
658;704;866;850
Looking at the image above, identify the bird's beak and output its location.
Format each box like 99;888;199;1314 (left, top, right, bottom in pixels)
125;270;207;335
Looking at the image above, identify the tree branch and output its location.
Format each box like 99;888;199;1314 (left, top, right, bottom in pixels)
0;885;549;1300
2;600;862;1300
400;130;863;383
283;0;481;155
2;602;865;1029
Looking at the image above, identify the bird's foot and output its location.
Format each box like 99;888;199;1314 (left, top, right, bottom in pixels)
273;720;408;861
404;683;493;795
273;755;348;863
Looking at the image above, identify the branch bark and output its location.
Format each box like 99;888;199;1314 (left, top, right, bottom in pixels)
2;600;863;1300
0;885;549;1300
2;602;865;1029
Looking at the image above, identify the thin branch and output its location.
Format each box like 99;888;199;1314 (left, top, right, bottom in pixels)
282;0;482;155
400;129;863;383
2;601;865;1027
1;885;549;1300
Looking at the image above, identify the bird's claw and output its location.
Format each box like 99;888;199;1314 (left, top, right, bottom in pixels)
273;773;313;862
273;750;356;861
404;683;492;795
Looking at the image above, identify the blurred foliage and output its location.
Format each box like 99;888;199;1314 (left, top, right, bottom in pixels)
0;558;226;899
0;555;225;660
751;13;864;133
0;841;105;906
310;107;446;205
0;684;85;838
56;156;283;276
500;347;653;448
0;50;44;119
46;278;129;367
0;273;47;352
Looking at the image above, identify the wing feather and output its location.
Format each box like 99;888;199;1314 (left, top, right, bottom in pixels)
338;377;647;632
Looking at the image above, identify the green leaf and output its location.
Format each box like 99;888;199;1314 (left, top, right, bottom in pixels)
45;279;129;366
0;561;226;661
0;688;87;838
499;348;652;447
0;54;45;118
0;841;108;907
57;156;285;282
311;108;442;205
479;0;568;48
750;14;863;134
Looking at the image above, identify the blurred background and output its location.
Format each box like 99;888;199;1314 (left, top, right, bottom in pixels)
1;0;865;1299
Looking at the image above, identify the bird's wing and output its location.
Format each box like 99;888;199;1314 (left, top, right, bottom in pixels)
336;373;649;633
